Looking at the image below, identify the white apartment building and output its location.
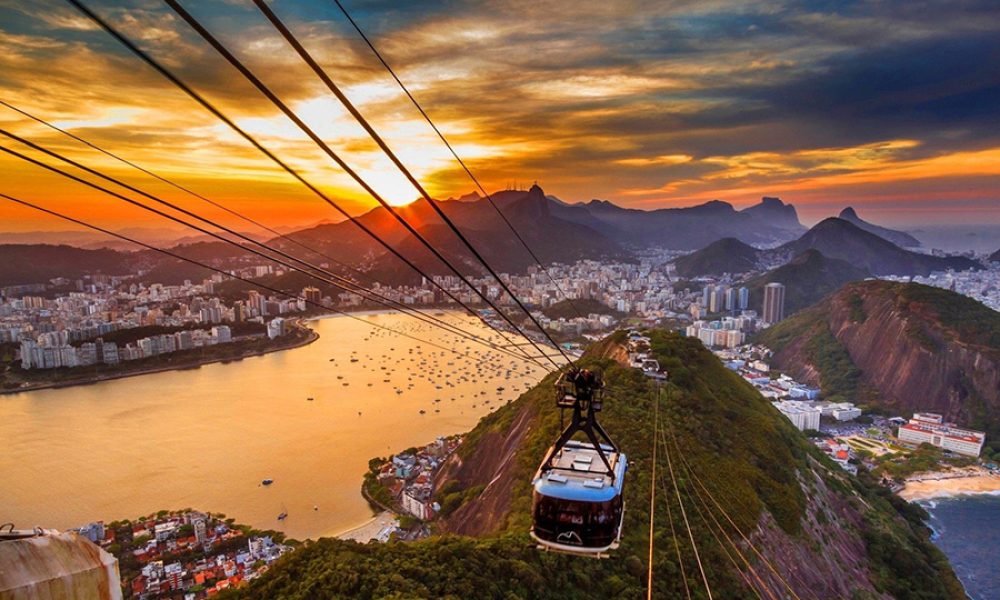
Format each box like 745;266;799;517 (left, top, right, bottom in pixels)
772;401;821;431
897;412;985;457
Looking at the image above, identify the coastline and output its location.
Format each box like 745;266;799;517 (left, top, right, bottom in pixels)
335;511;399;543
899;467;1000;501
1;323;320;395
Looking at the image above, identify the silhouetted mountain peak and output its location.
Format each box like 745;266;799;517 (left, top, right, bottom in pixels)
741;196;804;231
781;218;979;276
508;185;551;219
835;206;921;248
697;199;735;212
812;216;856;233
673;237;760;277
839;206;859;219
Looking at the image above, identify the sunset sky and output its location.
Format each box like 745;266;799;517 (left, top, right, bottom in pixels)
1;0;998;234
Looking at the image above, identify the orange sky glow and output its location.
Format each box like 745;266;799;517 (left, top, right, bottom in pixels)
1;0;998;235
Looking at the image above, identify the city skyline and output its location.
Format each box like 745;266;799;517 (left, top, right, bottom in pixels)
2;0;999;233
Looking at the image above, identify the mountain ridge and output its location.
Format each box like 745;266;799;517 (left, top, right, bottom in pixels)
743;249;871;317
779;218;980;276
673;237;761;278
839;207;921;248
551;195;806;249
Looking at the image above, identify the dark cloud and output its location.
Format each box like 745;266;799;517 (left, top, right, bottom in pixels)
2;0;998;226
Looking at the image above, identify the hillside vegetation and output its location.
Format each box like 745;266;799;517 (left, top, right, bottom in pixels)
673;237;760;278
228;331;962;599
744;249;870;317
0;244;132;286
542;298;623;320
760;281;1000;453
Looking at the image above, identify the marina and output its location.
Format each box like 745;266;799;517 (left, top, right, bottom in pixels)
0;311;543;540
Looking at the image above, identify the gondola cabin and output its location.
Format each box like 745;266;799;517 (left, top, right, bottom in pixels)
529;367;626;557
531;440;626;556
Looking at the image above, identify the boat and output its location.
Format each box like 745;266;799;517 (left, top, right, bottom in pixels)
277;511;288;521
306;397;314;401
262;479;274;486
313;505;319;511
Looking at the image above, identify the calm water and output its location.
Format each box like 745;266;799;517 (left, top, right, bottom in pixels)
0;312;545;540
921;494;1000;599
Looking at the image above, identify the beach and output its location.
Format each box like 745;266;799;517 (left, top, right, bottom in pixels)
899;467;1000;501
336;511;399;543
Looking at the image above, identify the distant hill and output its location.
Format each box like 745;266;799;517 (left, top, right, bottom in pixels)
838;207;921;248
673;237;760;278
0;241;275;288
759;281;1000;448
233;331;963;599
550;195;805;250
269;184;627;286
990;248;1000;262
742;196;804;231
0;244;133;286
779;218;980;276
743;249;870;317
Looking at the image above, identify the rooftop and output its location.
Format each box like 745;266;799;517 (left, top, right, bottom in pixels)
533;440;627;502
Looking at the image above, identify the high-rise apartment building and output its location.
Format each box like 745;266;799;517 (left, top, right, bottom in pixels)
763;282;786;324
738;287;749;310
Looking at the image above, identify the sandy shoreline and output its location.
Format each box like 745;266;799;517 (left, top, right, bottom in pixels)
336;511;399;543
899;469;1000;501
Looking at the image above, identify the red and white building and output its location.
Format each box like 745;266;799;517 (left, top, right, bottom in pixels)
897;412;986;457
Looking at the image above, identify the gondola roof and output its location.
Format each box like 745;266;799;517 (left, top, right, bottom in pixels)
533;440;626;502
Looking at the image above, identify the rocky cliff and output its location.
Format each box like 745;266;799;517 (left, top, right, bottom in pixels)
760;281;1000;441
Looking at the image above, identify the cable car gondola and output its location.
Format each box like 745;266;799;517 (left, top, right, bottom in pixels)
530;368;626;557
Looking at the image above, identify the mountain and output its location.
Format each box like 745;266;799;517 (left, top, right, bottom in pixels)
673;237;761;278
550;196;806;250
232;330;963;599
990;248;1000;262
741;196;803;231
758;281;1000;444
0;186;625;289
269;184;628;286
839;207;921;248
779;218;980;276
743;249;871;317
0;241;275;288
0;244;133;286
